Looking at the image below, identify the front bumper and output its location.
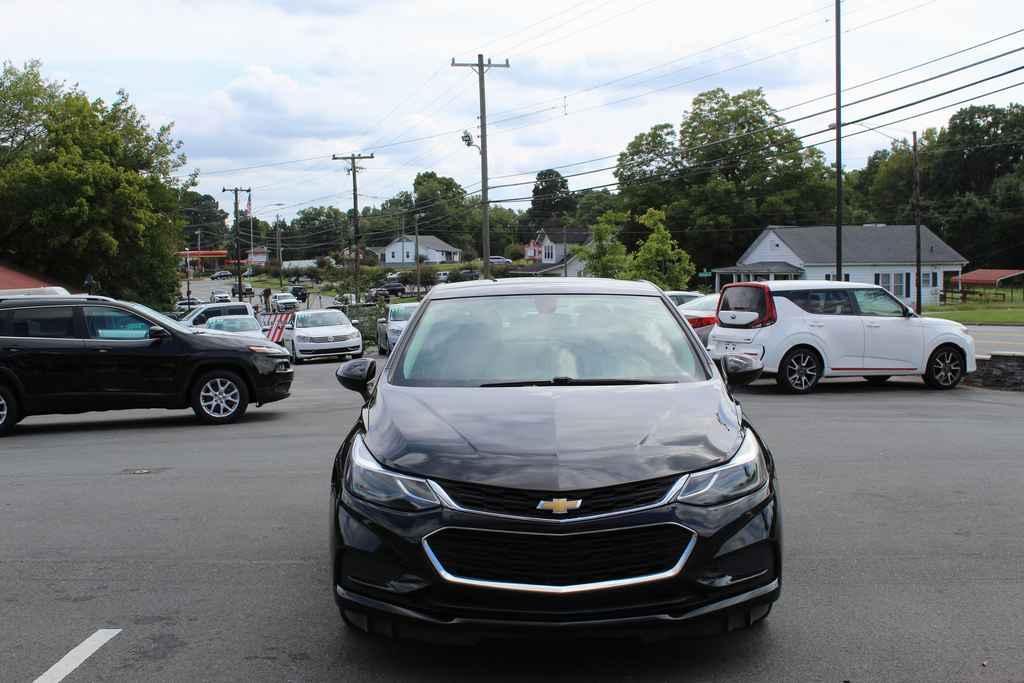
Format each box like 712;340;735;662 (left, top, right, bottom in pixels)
295;338;363;358
331;476;781;641
251;355;293;404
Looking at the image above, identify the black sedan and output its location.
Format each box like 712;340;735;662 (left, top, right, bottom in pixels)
330;278;779;642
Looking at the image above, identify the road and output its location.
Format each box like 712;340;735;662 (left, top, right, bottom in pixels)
968;325;1024;356
4;367;1023;682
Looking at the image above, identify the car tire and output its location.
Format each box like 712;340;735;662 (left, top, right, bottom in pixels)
777;347;822;394
924;345;965;390
0;385;20;437
864;375;891;385
191;370;249;425
289;342;303;364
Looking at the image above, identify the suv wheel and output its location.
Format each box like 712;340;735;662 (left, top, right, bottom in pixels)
0;385;20;437
924;346;964;390
778;347;822;394
191;371;249;424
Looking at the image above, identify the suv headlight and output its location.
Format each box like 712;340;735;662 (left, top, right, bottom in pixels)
676;429;767;506
345;435;440;511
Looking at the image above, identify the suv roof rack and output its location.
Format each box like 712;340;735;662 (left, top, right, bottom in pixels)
0;294;116;304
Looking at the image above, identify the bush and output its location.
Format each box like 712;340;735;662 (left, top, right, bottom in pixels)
507;244;525;261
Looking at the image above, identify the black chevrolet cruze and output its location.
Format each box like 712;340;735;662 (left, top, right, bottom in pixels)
330;278;780;641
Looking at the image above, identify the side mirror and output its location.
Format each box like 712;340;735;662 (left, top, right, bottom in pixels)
377;317;386;323
336;358;377;400
285;323;294;330
149;326;170;339
351;320;360;326
720;353;763;387
718;310;759;326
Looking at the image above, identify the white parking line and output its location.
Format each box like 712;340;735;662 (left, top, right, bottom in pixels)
33;629;121;683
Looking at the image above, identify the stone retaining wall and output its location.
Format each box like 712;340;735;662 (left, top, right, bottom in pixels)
965;353;1024;391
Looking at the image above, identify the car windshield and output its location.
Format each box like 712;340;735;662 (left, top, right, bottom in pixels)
393;294;706;387
680;294;719;311
389;304;418;321
296;310;349;328
126;302;192;334
208;317;260;332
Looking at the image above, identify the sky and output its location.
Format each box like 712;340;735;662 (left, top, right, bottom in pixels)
4;0;1024;229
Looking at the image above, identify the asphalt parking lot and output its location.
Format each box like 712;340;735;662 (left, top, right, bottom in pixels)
3;363;1024;682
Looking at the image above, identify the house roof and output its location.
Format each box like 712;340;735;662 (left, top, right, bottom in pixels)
952;268;1024;287
389;234;460;253
741;225;967;266
713;261;804;274
0;263;58;290
538;226;591;245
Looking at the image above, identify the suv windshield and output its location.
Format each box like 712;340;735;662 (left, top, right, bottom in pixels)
296;310;349;328
393;294;706;387
389;304;418;321
208;317;260;332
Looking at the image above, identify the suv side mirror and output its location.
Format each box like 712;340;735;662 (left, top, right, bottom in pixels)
720;353;763;387
336;358;377;400
149;326;170;339
351;319;360;326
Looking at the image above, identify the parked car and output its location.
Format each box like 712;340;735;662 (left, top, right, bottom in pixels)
209;289;231;303
210;270;233;280
175;297;202;312
0;294;292;435
488;255;513;265
204;315;268;341
290;285;308;303
664;290;703;306
370;281;405;299
678;293;720;345
271;292;300;313
459;269;481;280
282;308;363;362
707;280;977;393
232;282;254;298
179;302;255;328
375;302;419;355
435;271;450;283
330;278;777;640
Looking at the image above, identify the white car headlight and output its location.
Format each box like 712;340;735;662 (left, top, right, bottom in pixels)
345;435;439;511
296;335;310;342
676;429;767;506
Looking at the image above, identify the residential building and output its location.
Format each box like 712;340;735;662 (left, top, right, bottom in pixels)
713;224;968;307
247;246;269;266
524;239;543;262
380;235;461;264
509;227;591;277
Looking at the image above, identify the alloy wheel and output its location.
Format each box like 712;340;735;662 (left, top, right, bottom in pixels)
785;351;818;391
199;378;241;418
0;394;7;426
931;349;962;387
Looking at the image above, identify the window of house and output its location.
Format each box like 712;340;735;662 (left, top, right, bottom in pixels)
390;251;396;259
893;274;904;297
879;273;892;293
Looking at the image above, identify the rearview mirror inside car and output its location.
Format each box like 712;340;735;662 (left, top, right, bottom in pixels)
718;310;759;326
336;358;377;400
721;353;763;387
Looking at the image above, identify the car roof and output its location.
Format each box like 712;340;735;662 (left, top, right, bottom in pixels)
0;294;116;307
664;290;701;296
209;314;257;320
727;280;882;291
429;277;662;299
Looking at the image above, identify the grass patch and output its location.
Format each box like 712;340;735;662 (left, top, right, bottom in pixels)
925;308;1024;324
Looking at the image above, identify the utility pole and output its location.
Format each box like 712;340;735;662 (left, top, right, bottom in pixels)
913;130;922;314
276;214;284;290
415;212;421;297
563;224;568;277
834;0;843;281
222;186;250;302
453;54;510;279
332;153;374;301
185;247;192;313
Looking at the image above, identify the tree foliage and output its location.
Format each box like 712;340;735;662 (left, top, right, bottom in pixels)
0;60;187;307
624;209;695;289
572;210;629;278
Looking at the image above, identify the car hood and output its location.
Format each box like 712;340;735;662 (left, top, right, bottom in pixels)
296;324;358;336
201;328;267;340
189;329;280;351
364;381;743;490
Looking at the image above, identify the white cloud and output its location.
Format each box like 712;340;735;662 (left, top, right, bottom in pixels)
4;0;1022;219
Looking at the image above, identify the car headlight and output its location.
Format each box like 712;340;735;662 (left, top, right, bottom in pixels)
249;345;286;354
345;435;440;511
676;429;767;506
296;335;310;342
388;325;402;335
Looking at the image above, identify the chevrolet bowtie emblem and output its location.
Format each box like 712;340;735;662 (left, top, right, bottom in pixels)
536;498;582;514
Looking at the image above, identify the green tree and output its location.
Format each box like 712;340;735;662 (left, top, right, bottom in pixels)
0;61;187;307
287;206;348;260
571;210;629;278
625;209;695;290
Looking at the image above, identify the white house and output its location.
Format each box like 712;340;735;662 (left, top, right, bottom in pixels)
509;227;591;277
380;235;461;264
714;225;968;307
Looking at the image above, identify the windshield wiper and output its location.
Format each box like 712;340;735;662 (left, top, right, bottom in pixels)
480;377;677;387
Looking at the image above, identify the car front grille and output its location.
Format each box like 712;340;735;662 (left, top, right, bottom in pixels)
424;524;693;588
434;475;678;519
310;333;355;343
302;345;359;355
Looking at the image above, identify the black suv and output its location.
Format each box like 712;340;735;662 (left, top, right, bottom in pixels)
0;295;293;436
